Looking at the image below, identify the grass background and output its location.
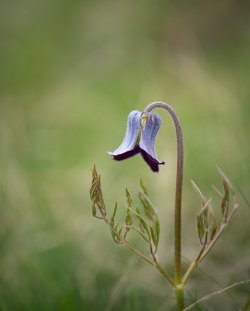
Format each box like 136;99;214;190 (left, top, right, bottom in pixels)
1;0;250;310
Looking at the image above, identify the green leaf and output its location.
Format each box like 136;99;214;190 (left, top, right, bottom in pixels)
125;209;132;226
136;208;150;238
118;226;123;236
154;219;160;246
221;179;230;219
111;223;122;244
210;222;217;241
191;180;207;206
140;179;148;196
217;167;234;220
90;165;106;217
124;205;133;239
203;207;209;229
138;191;156;222
92;203;97;217
197;213;205;245
150;226;156;246
125;188;132;207
111;202;118;227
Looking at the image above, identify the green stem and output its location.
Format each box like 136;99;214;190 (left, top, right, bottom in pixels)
144;102;184;285
175;286;185;311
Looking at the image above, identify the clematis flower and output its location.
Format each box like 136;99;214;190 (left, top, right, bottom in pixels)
108;110;165;172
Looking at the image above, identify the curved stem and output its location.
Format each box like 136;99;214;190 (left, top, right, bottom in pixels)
144;101;184;285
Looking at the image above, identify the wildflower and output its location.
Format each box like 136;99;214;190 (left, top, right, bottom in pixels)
108;110;164;172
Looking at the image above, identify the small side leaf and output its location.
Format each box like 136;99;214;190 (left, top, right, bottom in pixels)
210;221;217;241
124;205;133;239
90;165;106;218
140;179;148;196
136;207;150;238
150;227;157;247
197;213;205;245
111;202;118;227
154;219;160;247
125;188;132;207
191;180;207;206
111;223;122;244
221;178;230;220
138;191;156;222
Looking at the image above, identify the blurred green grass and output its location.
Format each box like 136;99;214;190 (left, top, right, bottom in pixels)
1;0;250;310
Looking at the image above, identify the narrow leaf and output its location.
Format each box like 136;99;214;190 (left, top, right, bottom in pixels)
154;219;160;246
111;202;118;227
191;180;207;206
111;223;122;244
90;165;106;217
138;191;155;222
140;179;148;196
221;178;230;219
136;208;150;237
125;188;132;207
150;226;157;247
210;222;217;241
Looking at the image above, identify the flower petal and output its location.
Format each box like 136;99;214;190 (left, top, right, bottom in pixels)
139;112;165;171
111;146;140;161
140;150;161;172
108;111;141;159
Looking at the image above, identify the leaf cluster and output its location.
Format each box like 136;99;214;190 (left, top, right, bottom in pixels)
90;165;106;219
192;167;238;260
90;166;161;263
109;179;160;261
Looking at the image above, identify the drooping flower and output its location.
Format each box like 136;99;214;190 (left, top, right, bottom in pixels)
108;110;165;172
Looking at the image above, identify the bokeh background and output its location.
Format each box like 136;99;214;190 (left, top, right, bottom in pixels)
1;0;250;310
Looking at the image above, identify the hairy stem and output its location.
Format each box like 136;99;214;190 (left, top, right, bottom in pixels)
144;101;184;286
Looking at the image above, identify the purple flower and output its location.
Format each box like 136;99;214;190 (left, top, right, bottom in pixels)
108;110;165;172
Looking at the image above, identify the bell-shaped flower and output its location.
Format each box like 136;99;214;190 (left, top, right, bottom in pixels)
108;110;165;172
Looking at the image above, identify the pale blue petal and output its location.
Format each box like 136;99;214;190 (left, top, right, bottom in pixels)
108;110;141;157
139;112;164;165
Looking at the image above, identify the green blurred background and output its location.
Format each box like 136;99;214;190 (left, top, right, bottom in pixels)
1;0;250;310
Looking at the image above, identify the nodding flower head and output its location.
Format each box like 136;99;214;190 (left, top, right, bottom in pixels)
108;110;165;172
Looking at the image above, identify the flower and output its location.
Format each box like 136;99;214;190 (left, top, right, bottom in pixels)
108;110;165;172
